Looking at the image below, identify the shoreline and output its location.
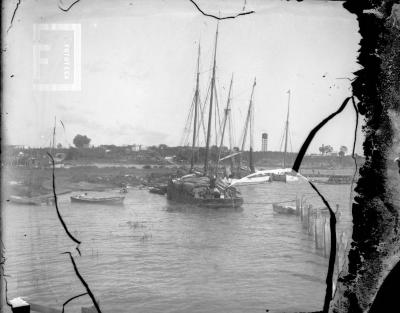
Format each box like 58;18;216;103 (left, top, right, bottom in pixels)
3;162;357;199
3;164;179;199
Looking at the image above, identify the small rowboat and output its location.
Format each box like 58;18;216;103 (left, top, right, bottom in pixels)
70;194;125;205
149;185;167;195
272;203;298;215
9;195;41;205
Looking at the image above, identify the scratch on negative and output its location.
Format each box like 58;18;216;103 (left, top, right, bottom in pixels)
62;292;88;313
292;97;353;173
47;153;82;255
308;181;337;313
62;252;102;313
58;0;82;12
6;0;21;33
291;96;357;313
349;97;360;215
188;0;255;20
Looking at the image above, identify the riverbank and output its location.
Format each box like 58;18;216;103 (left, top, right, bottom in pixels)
3;164;182;198
3;162;357;199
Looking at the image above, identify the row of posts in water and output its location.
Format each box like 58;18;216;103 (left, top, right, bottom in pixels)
295;198;347;263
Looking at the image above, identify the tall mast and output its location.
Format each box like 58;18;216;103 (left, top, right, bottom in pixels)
249;78;256;173
217;74;233;168
190;43;201;171
204;25;219;175
241;78;256;151
283;89;290;168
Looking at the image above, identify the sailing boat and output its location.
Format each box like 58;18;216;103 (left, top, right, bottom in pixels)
222;79;261;185
268;89;298;182
167;26;243;208
237;78;257;177
230;90;300;186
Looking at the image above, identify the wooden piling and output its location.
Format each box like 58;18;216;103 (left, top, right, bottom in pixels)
314;213;318;249
322;217;326;257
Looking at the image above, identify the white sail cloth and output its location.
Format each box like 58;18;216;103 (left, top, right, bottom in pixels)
228;168;305;186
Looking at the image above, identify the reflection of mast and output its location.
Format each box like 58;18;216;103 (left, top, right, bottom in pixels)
283;90;290;168
190;43;201;171
217;74;233;168
204;25;218;175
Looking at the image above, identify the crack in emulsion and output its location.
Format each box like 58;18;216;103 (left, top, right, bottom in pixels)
58;0;82;12
47;153;82;256
308;181;337;313
349;97;360;214
62;292;89;313
62;252;102;313
6;0;21;33
188;0;255;20
291;95;359;313
47;153;102;312
56;0;255;18
292;96;353;173
292;96;359;313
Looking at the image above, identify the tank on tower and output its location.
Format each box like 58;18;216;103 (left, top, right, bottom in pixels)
261;133;268;152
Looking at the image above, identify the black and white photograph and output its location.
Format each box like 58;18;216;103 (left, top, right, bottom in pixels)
1;0;400;312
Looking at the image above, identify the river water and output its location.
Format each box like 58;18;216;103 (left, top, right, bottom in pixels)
2;182;353;313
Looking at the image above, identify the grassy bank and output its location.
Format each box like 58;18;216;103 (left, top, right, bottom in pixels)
3;165;180;198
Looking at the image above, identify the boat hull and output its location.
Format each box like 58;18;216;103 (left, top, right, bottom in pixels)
9;195;41;205
167;181;243;209
149;187;167;195
228;177;270;186
70;196;125;205
272;203;298;215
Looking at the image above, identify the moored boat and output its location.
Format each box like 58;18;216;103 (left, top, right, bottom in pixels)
9;195;41;205
167;175;243;209
272;203;298;215
149;185;167;195
70;194;125;205
166;26;244;209
230;168;302;186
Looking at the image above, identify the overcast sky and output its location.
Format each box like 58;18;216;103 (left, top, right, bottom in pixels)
3;0;362;154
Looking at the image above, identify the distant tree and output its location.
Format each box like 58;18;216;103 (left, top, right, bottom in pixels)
57;143;63;149
319;144;333;155
73;134;91;148
158;144;168;150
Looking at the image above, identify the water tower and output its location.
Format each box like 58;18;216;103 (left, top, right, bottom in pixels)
261;133;268;152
